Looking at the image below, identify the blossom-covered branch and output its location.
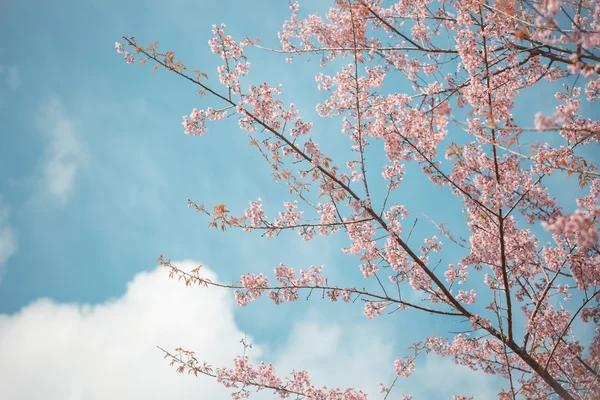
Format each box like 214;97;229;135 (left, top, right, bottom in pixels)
117;0;600;398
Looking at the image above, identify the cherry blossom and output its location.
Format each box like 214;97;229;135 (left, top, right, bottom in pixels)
119;0;600;398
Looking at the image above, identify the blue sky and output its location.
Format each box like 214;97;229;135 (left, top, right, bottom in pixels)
0;0;598;399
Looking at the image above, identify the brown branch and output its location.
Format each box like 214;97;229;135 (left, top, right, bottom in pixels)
544;290;600;374
392;127;498;219
480;5;514;345
156;346;307;397
163;261;463;316
128;36;579;400
349;5;371;203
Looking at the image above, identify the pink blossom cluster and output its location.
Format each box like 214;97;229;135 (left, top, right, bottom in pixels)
444;264;468;284
316;202;339;236
290;117;313;138
182;107;225;136
427;334;520;379
324;288;353;303
585;76;600;102
272;263;325;291
215;355;369;400
235;263;335;306
239;83;284;131
566;252;600;291
407;266;433;294
244;199;266;230
364;301;387;319
556;284;572;301
381;161;405;190
383;236;409;278
359;263;378;279
543;208;600;249
577;179;600;210
383;205;408;236
456;289;476;305
534;112;555;131
394;356;415;378
343;219;375;255
303;140;323;166
274;201;303;231
420;236;442;255
235;273;269;306
208;24;250;94
279;2;378;66
526;306;571;338
209;24;245;59
115;42;134;64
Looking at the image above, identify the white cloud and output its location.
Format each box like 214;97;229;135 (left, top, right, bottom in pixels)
0;262;246;400
0;262;399;400
267;311;503;399
7;65;20;90
0;196;17;284
267;310;395;397
37;98;87;204
0;261;503;399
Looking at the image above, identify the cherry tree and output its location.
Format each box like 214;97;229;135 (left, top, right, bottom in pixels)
116;0;600;398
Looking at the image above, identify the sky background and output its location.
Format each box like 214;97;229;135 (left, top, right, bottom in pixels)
0;0;598;399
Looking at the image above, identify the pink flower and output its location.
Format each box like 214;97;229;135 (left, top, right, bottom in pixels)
364;301;387;319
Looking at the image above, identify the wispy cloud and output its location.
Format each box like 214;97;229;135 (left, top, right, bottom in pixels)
267;310;395;397
0;196;17;284
36;98;87;204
